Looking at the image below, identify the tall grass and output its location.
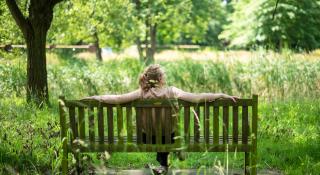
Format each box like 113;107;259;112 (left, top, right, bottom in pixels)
0;50;319;174
2;51;320;101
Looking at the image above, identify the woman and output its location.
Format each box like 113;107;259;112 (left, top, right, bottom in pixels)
84;64;238;174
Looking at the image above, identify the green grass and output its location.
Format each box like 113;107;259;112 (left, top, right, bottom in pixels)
0;50;319;174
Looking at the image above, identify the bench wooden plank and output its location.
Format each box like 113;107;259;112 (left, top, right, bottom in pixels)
213;106;219;144
126;107;133;143
242;106;249;144
65;98;253;108
98;106;104;144
223;106;229;144
204;104;210;144
88;107;95;149
165;108;172;144
117;106;124;144
73;143;252;153
136;108;142;144
184;106;190;144
146;108;153;145
78;107;85;140
173;107;181;147
69;106;78;141
233;106;239;144
155;108;162;145
107;106;114;144
194;105;200;143
78;135;250;145
178;99;253;107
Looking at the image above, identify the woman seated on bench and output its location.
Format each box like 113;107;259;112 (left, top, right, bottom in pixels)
84;64;238;174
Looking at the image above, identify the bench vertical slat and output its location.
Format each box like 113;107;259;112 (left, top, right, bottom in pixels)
184;106;190;144
165;108;172;144
242;106;249;144
126;107;133;143
69;107;78;142
173;105;181;147
233;106;239;144
194;105;200;143
117;106;124;144
98;106;104;144
78;107;85;140
213;106;219;144
204;103;210;144
136;107;142;144
145;108;155;151
88;107;95;147
146;108;153;145
223;106;229;144
155;108;162;145
107;106;114;144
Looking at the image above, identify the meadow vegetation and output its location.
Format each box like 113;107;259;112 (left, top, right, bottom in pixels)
0;50;320;174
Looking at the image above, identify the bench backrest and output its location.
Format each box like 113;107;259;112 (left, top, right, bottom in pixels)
59;95;258;152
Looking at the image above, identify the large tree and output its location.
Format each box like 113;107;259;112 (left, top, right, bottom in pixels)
220;0;320;51
6;0;63;106
133;0;219;64
49;0;136;61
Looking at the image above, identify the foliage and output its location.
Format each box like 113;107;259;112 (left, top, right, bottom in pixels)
50;0;229;50
49;0;137;49
150;0;225;45
0;1;24;45
220;0;320;51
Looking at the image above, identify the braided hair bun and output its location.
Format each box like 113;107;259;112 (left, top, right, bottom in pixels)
139;64;165;92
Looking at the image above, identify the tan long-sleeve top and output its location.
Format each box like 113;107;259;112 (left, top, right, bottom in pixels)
89;86;225;134
90;86;223;104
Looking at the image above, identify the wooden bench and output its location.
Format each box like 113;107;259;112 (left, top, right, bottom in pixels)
59;95;258;175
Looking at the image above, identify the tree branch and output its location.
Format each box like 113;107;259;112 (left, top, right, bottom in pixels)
272;0;280;20
5;0;29;36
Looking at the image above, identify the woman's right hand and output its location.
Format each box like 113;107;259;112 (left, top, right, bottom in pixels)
222;94;239;102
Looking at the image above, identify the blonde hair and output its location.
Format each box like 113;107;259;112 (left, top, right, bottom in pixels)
139;64;165;92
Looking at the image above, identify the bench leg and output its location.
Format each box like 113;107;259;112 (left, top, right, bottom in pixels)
61;149;68;175
244;152;250;175
251;151;257;175
72;151;81;174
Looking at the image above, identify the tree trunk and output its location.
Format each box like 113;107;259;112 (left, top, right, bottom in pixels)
145;18;156;65
26;28;49;106
150;23;157;62
93;31;102;61
145;23;156;65
145;18;150;63
133;0;145;61
136;38;144;61
6;0;63;107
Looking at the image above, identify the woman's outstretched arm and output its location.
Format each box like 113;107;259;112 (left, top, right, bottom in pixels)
82;89;141;104
171;86;238;103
